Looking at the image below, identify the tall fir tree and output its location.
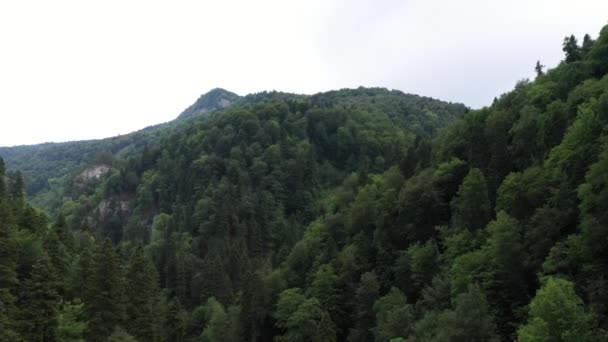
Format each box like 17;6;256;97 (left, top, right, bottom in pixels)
0;157;19;342
18;254;60;342
125;246;161;341
85;239;126;342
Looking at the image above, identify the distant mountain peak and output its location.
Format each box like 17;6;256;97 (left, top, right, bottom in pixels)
177;88;240;119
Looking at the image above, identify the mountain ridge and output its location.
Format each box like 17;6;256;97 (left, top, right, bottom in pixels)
0;87;467;210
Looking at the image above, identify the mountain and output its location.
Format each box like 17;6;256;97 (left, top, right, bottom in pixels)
177;87;240;119
2;24;608;342
0;87;466;211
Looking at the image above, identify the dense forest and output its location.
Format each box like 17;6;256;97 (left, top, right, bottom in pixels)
2;24;608;341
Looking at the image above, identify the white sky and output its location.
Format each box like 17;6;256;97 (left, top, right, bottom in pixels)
1;0;607;146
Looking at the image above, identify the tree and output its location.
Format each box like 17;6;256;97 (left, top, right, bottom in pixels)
484;211;528;337
563;35;581;63
85;240;126;342
104;327;137;342
125;246;161;341
8;171;25;213
199;297;239;342
450;168;491;232
275;289;336;342
56;299;88;342
518;277;594;342
53;213;73;251
18;254;60;342
535;60;545;77
436;284;499;342
0;195;19;342
307;264;341;328
373;287;413;341
348;272;379;342
581;33;594;57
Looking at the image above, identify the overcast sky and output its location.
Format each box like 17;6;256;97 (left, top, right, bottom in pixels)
1;0;607;146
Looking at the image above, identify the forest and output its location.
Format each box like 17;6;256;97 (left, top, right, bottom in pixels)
1;24;608;341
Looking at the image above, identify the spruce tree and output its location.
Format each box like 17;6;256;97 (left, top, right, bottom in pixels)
18;254;60;342
53;213;74;252
0;160;19;341
125;246;160;341
85;239;126;342
8;171;25;214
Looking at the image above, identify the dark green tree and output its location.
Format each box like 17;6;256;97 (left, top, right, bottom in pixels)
450;168;491;232
518;277;595;341
56;299;88;342
348;272;379;342
0;163;19;341
373;287;413;341
535;60;545;77
18;254;60;342
85;240;126;342
125;246;161;341
436;284;499;341
563;35;581;63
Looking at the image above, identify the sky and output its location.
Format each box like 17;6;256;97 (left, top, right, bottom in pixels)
0;0;607;146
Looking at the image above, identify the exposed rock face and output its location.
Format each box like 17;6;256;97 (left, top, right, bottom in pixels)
97;199;129;219
77;165;111;182
177;88;240;119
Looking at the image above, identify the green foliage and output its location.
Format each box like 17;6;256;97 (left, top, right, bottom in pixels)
372;287;413;341
450;167;491;231
199;297;239;342
435;284;499;342
18;254;60;342
85;240;126;342
2;23;608;342
56;299;88;342
518;277;594;341
104;326;138;342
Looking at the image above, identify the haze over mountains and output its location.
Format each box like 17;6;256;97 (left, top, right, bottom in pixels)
1;23;608;342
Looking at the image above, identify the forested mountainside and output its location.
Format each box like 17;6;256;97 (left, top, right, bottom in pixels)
0;87;465;212
2;25;608;342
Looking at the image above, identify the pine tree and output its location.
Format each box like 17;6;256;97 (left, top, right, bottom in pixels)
166;299;188;342
18;254;60;342
53;213;74;252
85;239;126;342
44;230;70;293
562;35;581;63
0;161;19;341
8;171;25;214
56;299;88;342
348;272;379;342
0;158;6;197
125;246;160;341
535;60;545;77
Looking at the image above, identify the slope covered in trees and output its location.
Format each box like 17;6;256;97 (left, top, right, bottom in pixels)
2;24;608;341
0;88;465;213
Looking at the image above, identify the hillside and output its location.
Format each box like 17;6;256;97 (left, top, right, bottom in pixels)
0;87;466;211
2;24;608;342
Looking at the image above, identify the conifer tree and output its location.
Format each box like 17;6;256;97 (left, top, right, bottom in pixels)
18;254;60;342
53;213;73;252
125;246;160;341
562;35;581;63
85;239;126;342
8;171;25;214
0;159;19;341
